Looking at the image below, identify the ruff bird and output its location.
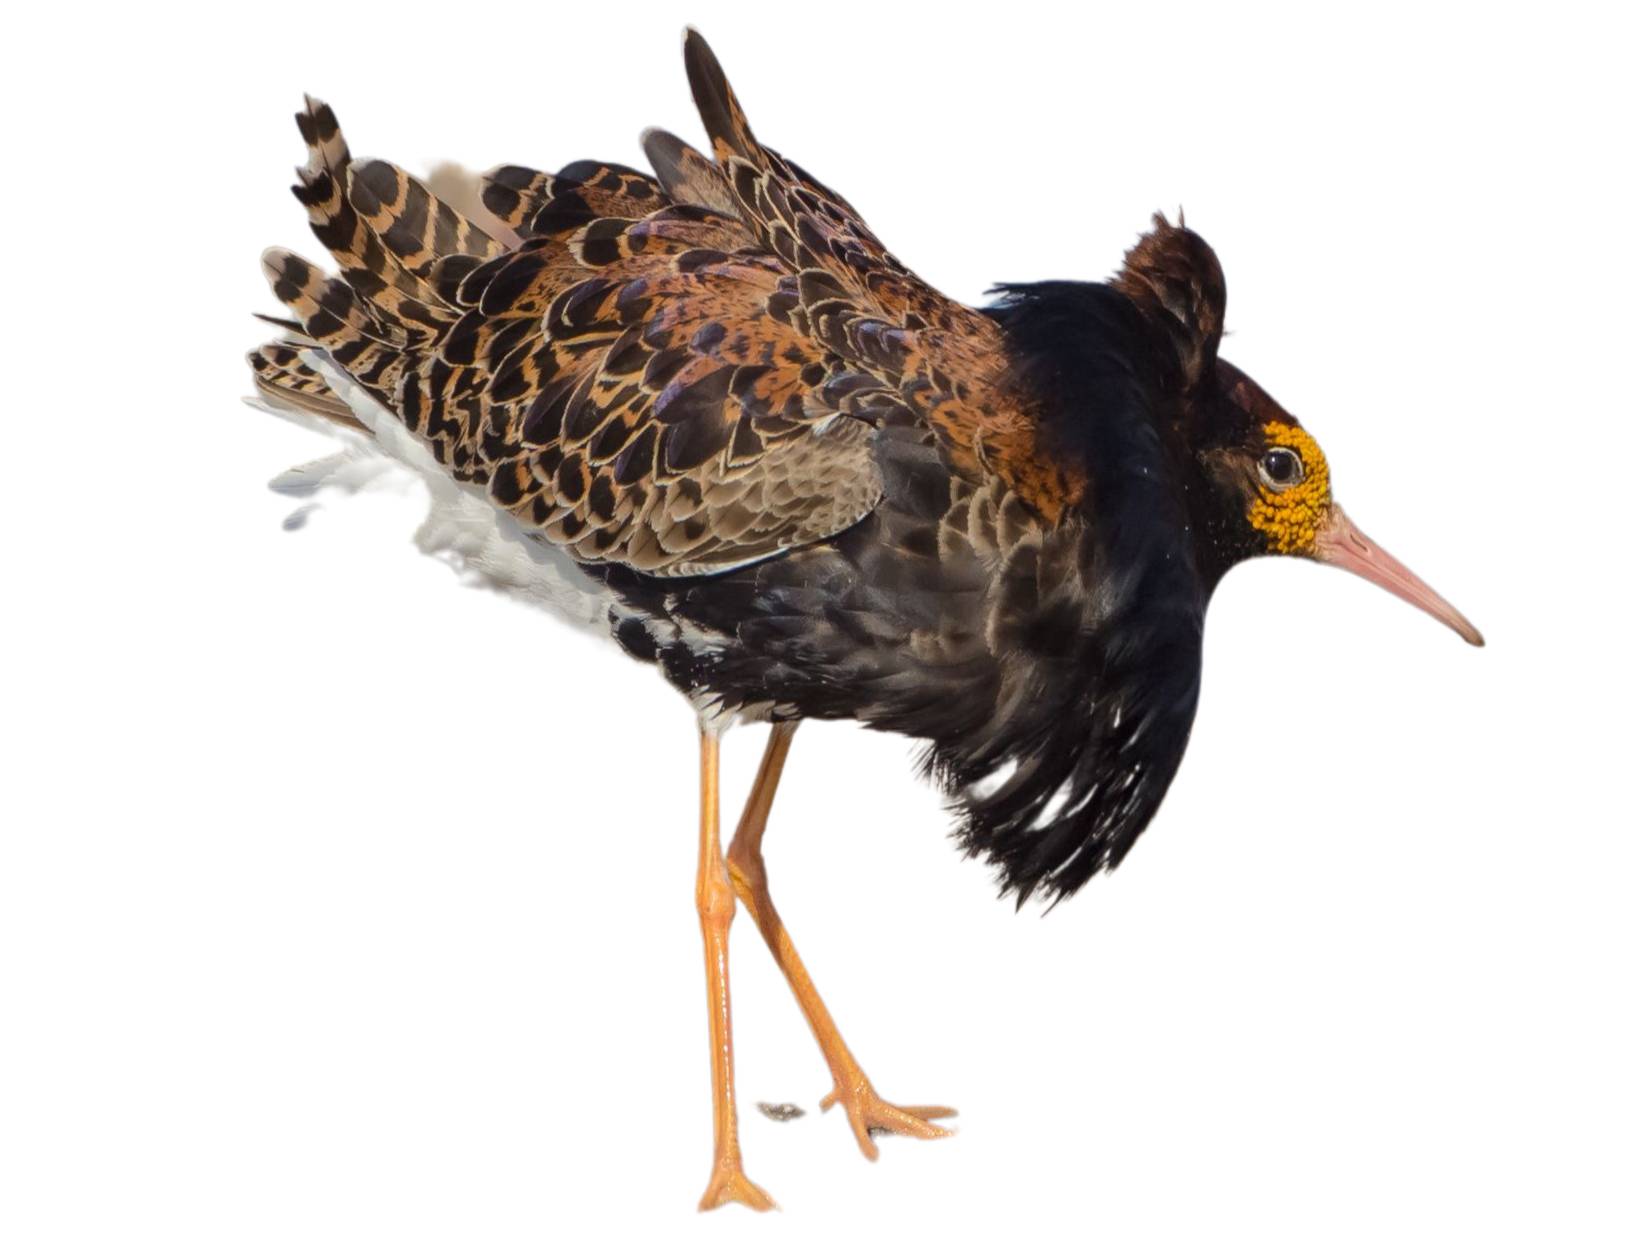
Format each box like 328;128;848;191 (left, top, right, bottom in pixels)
245;29;1482;1210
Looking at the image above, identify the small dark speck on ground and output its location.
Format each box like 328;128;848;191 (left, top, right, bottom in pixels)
757;1101;806;1122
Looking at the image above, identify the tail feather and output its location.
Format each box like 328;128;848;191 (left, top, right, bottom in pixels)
425;162;521;248
247;343;363;431
257;246;414;419
261;247;409;349
253;311;307;336
249;91;696;461
253;98;504;450
479;165;556;236
294;94;350;183
290;97;444;339
346;157;503;289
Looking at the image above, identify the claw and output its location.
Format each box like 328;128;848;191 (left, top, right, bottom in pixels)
821;1082;957;1160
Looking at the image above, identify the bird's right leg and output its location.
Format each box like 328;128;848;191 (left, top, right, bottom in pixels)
725;722;955;1160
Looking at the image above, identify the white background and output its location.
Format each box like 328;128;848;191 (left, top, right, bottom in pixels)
4;2;1649;1235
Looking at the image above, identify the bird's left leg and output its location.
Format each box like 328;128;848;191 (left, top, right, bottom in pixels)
694;726;775;1212
726;722;955;1161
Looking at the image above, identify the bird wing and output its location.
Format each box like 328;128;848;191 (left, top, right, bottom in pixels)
663;31;1081;520
252;35;1074;577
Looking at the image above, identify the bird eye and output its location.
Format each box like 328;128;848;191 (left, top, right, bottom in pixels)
1260;447;1304;491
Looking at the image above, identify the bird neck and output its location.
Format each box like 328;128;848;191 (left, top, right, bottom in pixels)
988;279;1216;602
1183;476;1259;591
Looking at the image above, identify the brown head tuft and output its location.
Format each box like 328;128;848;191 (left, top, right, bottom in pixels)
1112;214;1227;393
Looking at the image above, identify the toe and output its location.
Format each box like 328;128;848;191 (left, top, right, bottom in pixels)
699;1166;777;1212
896;1103;957;1121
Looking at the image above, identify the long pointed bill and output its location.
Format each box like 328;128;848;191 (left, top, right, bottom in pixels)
1314;505;1484;646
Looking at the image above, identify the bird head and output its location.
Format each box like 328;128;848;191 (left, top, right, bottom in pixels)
1115;215;1483;646
1186;359;1482;646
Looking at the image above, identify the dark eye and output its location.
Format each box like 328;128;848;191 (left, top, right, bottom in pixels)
1260;447;1304;490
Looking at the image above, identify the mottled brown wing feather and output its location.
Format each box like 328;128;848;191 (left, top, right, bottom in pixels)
251;35;1077;578
640;128;745;220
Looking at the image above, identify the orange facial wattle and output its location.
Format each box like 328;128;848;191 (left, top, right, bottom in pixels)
1247;423;1332;554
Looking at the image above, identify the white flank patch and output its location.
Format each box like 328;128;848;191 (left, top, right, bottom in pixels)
250;354;618;642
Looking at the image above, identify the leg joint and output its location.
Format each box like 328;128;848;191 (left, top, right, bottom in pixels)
696;861;737;926
726;836;763;886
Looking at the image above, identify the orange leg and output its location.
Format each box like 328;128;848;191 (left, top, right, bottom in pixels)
726;723;955;1160
694;727;775;1212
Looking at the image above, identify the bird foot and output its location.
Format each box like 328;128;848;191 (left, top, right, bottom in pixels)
698;1161;777;1212
820;1079;956;1160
